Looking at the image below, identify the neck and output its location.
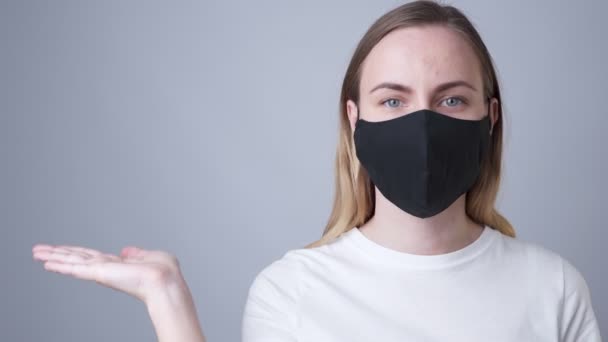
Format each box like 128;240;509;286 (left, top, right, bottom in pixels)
358;188;484;255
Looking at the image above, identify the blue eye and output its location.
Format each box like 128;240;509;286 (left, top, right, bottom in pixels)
382;98;402;108
442;97;465;107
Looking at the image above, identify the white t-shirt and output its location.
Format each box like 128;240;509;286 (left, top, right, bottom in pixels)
242;225;602;342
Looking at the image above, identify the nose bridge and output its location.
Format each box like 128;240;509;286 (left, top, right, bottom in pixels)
413;85;434;111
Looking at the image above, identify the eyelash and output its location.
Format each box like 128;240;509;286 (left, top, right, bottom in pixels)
381;96;467;108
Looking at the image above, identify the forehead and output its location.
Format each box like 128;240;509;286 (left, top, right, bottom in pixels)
360;25;482;93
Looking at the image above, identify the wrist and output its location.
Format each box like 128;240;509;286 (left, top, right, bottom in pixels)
145;277;206;342
146;275;192;318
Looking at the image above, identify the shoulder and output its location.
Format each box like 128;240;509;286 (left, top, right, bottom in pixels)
242;244;338;341
247;243;337;300
490;231;585;303
496;231;601;340
557;253;601;340
493;230;567;279
497;232;590;289
496;231;589;284
249;232;354;290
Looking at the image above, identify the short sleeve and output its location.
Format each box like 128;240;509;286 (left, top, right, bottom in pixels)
559;257;603;342
241;252;302;342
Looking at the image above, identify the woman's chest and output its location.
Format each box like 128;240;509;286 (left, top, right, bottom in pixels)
294;268;561;342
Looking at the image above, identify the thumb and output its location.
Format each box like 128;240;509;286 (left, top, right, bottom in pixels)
120;246;144;258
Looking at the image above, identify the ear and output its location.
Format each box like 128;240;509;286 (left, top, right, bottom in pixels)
488;97;499;135
346;99;359;134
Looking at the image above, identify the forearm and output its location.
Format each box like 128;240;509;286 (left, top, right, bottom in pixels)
146;278;207;342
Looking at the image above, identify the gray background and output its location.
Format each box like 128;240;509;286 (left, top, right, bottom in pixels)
2;0;606;340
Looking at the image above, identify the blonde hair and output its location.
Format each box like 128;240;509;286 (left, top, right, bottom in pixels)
304;0;515;249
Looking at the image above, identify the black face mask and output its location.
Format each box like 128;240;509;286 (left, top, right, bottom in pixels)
353;108;491;218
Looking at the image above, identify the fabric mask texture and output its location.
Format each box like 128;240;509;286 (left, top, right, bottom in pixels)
354;109;491;218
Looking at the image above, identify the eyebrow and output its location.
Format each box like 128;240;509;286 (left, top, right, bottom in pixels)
369;80;478;94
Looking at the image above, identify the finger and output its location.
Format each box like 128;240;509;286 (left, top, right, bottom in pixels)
34;247;91;260
32;244;55;252
34;244;102;257
44;261;98;281
55;245;103;257
120;246;146;258
49;247;92;259
33;250;89;264
101;253;122;262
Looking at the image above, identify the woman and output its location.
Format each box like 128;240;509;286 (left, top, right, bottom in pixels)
32;1;602;341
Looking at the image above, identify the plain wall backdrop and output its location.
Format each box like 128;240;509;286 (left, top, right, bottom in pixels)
2;0;606;340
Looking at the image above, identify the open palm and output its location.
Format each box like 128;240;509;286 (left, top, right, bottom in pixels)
32;244;183;303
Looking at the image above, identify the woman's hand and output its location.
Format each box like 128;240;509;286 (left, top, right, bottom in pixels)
32;244;185;304
33;244;207;341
